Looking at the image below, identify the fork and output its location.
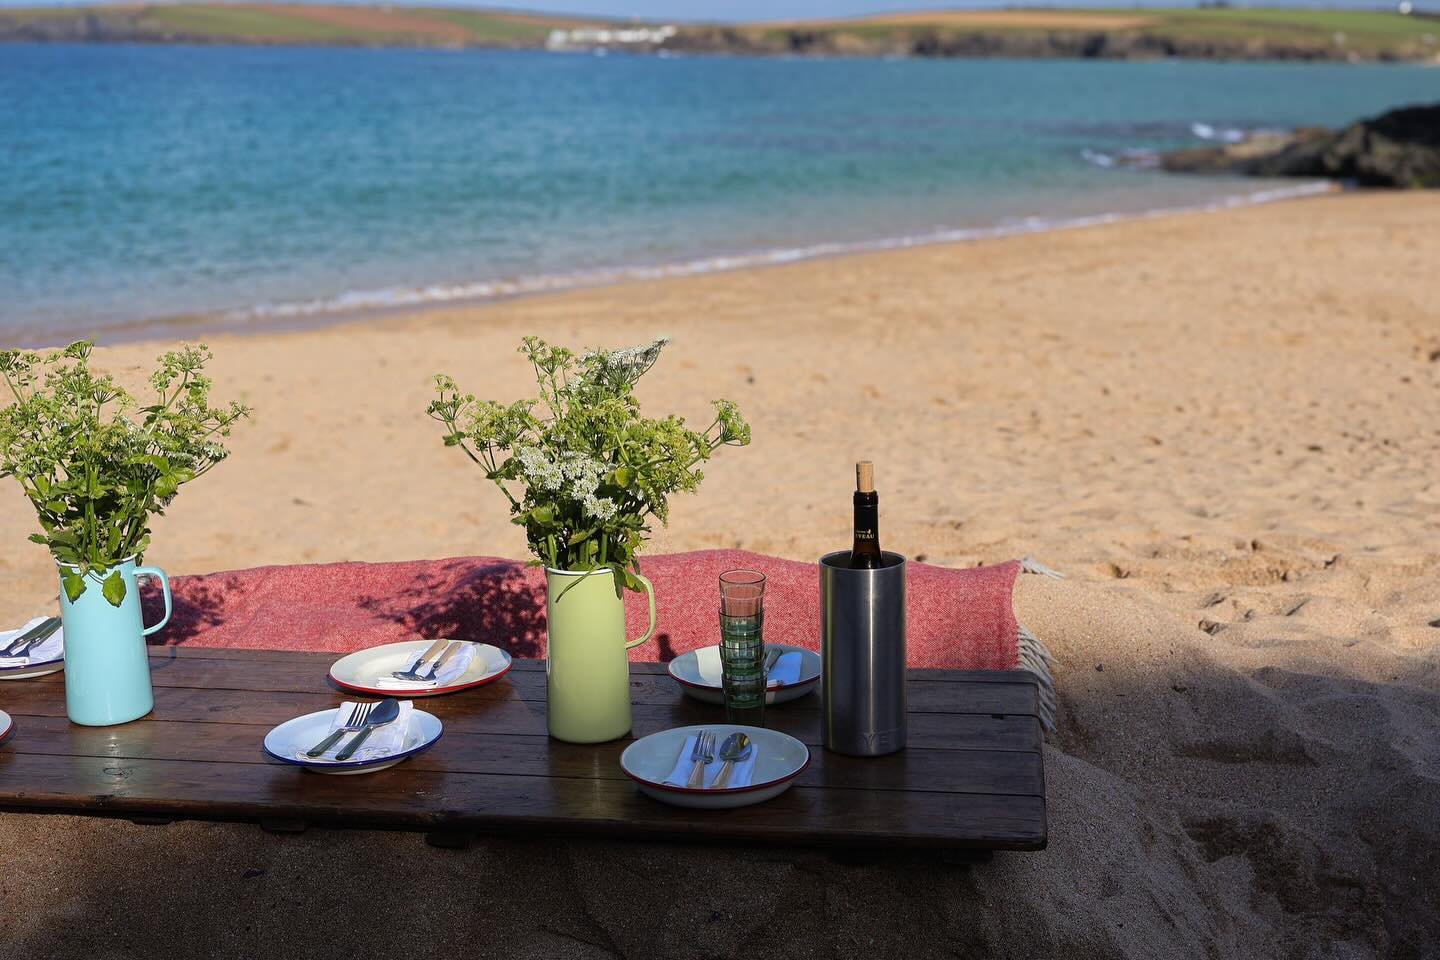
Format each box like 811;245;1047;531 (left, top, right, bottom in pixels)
685;730;715;788
305;702;371;758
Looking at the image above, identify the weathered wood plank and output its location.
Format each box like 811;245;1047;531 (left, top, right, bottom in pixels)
3;715;1045;797
27;658;1039;716
0;752;1046;850
0;651;1048;850
0;684;1042;753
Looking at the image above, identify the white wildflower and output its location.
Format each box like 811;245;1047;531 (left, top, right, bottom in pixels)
559;451;606;499
584;493;618;521
581;337;669;387
516;446;563;491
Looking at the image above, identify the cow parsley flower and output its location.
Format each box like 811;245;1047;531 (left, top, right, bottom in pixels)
430;336;749;588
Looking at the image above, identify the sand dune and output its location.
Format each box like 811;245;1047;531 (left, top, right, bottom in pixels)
1;191;1437;958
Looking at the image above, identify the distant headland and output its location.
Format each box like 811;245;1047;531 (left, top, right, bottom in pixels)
2;4;1439;63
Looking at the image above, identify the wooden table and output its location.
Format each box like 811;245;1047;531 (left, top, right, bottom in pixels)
0;647;1046;852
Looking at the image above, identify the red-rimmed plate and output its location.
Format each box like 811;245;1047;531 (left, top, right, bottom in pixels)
620;724;810;809
668;644;820;706
328;640;512;697
0;710;13;747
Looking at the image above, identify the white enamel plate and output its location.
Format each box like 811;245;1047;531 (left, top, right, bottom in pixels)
0;710;13;747
668;644;821;706
328;640;512;697
263;706;443;775
0;619;65;681
620;724;810;810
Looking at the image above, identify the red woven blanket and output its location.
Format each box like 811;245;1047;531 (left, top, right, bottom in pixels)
144;548;1021;663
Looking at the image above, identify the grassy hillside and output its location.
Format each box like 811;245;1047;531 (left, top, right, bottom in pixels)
0;4;601;47
1;4;1436;60
699;7;1440;61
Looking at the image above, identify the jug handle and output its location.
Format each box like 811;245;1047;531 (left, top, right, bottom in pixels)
135;567;172;637
624;573;657;650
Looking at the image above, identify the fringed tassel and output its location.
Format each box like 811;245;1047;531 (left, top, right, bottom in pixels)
1017;623;1058;731
1019;556;1065;579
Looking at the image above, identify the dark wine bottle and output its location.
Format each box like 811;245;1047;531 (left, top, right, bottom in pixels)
849;461;883;569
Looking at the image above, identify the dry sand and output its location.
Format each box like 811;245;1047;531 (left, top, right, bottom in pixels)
2;191;1438;959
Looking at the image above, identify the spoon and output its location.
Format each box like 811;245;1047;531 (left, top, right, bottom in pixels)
711;732;753;789
333;698;402;762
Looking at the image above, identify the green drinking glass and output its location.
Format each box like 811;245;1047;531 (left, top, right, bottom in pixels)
719;569;767;726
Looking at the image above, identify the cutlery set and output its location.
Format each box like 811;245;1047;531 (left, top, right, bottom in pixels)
680;730;755;790
1;617;60;660
391;639;463;682
305;698;402;761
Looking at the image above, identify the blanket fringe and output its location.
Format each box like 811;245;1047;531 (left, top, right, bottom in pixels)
1017;623;1058;731
1019;555;1065;579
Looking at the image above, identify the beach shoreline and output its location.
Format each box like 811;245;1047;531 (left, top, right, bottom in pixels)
2;189;1438;957
26;178;1342;349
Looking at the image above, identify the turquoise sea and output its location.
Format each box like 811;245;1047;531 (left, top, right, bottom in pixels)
1;45;1436;339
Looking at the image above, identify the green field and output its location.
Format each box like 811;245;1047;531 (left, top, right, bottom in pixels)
759;7;1440;57
1120;7;1440;53
0;4;600;46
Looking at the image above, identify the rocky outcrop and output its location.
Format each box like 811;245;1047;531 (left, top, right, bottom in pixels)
1161;104;1440;188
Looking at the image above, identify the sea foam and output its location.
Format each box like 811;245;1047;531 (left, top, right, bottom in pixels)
224;181;1334;327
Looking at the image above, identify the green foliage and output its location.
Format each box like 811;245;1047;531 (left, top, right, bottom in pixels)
430;337;750;592
0;341;250;605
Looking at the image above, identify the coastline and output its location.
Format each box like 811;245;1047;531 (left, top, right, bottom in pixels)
41;178;1340;348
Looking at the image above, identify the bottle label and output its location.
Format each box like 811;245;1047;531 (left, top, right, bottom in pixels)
854;528;877;541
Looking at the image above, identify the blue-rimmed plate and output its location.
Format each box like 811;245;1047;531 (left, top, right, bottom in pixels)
0;710;13;747
263;706;442;775
0;619;64;680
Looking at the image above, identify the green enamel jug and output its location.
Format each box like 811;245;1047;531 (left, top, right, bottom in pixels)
544;567;656;743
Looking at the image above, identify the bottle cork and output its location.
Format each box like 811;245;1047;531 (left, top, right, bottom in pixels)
855;461;875;493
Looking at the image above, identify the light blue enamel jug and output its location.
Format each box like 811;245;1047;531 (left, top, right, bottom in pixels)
57;559;172;726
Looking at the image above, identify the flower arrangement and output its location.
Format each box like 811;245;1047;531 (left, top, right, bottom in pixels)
0;341;250;605
429;336;750;590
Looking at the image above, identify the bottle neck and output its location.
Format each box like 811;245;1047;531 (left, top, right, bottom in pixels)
852;491;881;554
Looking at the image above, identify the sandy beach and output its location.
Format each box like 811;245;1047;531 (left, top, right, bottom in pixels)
2;190;1438;958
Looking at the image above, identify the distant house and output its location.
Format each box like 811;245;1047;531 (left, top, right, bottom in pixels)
546;25;677;51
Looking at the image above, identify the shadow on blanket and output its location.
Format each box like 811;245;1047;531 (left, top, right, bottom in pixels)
356;560;547;659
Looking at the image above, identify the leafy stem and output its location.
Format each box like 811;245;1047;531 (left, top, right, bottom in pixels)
429;337;750;591
0;341;251;606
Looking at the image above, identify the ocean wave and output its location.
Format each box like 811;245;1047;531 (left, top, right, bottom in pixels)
1084;121;1291;168
1190;121;1248;144
224;181;1335;325
1081;147;1160;170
